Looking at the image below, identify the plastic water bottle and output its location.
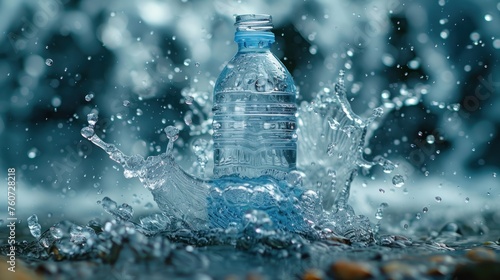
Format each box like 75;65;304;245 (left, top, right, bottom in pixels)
212;14;298;180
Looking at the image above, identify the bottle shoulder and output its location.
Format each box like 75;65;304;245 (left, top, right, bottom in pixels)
215;51;296;94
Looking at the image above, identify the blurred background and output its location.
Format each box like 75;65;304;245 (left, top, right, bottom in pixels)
0;0;499;234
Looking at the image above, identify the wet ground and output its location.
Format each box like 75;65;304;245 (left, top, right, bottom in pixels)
1;216;499;280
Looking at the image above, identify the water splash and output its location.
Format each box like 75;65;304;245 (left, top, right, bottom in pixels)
78;72;408;242
28;214;42;239
81;118;209;229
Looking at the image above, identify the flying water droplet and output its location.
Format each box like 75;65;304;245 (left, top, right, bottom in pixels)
185;96;194;105
100;197;134;221
164;126;179;141
101;197;117;212
45;58;53;66
423;207;428;213
465;197;470;203
373;107;384;117
87;113;98;126
447;103;460;111
375;202;388;220
426;135;435;144
392;174;405;188
85;93;94;102
27;214;42;239
435;196;442;203
27;147;39;159
375;156;396;173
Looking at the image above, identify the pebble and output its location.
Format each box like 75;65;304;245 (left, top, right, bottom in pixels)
428;254;455;264
331;261;373;280
466;247;496;262
427;265;450;276
302;269;324;280
328;235;351;245
382;261;418;279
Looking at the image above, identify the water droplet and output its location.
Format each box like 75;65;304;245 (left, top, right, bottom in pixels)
183;59;191;66
493;172;497;178
435;196;442;203
50;226;64;239
164;126;179;141
379;188;385;193
185;96;194;105
465;197;470;203
484;14;493;22
27;147;38;159
426;135;435;144
392;174;405;188
493;39;500;49
81;127;95;139
309;45;318;55
376;157;395;174
192;138;208;154
415;213;421;220
27;214;41;239
470;32;480;42
447;103;460;111
373;107;384;117
85;93;94;102
440;30;449;39
87;113;98;126
123;100;130;107
101;197;117;212
45;58;53;66
423;207;428;213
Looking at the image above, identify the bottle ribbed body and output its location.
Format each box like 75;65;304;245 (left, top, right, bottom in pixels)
212;14;297;179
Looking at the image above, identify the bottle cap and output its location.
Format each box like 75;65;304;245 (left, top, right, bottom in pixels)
234;14;273;31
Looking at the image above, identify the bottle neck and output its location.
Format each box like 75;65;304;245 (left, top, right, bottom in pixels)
235;31;275;51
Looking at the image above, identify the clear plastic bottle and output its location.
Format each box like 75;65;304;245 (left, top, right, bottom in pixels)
212;14;298;180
